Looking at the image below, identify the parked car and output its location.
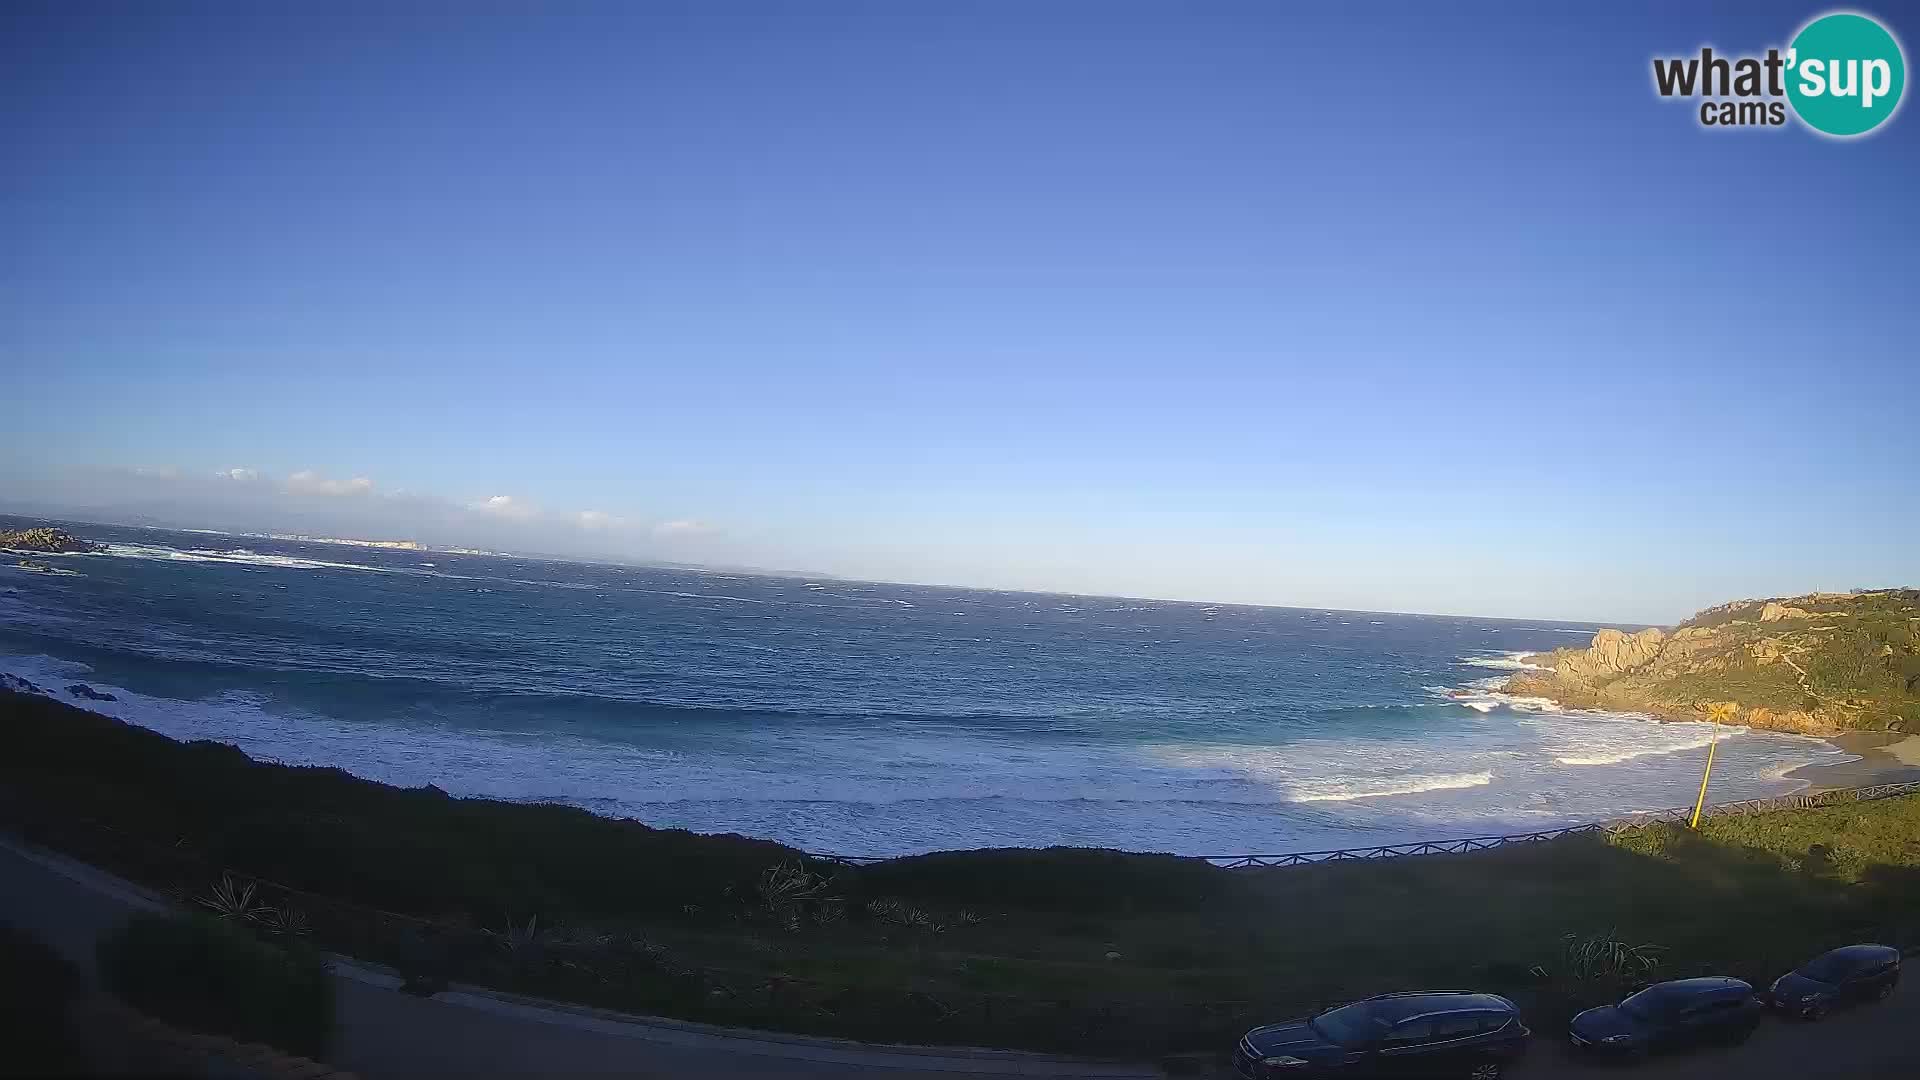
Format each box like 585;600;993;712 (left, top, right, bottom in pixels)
1768;944;1901;1019
1569;977;1761;1058
1233;990;1530;1078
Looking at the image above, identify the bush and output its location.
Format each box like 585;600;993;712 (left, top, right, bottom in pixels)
849;846;1243;912
0;922;85;1075
1;691;805;922
97;914;334;1059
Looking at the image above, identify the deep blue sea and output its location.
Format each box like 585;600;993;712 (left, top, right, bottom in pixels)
0;520;1848;856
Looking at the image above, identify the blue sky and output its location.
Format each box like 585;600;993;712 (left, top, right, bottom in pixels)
3;2;1915;623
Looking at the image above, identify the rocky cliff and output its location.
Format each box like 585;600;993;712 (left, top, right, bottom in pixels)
1505;589;1920;734
0;527;104;554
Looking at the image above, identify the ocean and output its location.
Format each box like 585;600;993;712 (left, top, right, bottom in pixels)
0;520;1849;857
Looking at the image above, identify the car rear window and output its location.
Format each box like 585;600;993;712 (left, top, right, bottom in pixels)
1619;986;1681;1020
1433;1013;1493;1038
1800;954;1857;982
1310;1001;1392;1047
1385;1017;1438;1044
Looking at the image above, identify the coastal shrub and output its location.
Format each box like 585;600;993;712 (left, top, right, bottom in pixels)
849;846;1242;912
97;913;335;1059
207;811;520;916
0;922;86;1074
2;692;804;920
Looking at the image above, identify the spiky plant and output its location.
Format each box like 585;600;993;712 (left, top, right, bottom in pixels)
255;903;312;938
1563;930;1664;983
196;874;264;922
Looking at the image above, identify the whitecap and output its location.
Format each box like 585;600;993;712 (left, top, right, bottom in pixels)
1286;771;1495;803
1460;650;1549;671
1555;731;1739;766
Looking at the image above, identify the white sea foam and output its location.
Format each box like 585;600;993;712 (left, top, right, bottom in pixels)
1286;771;1495;803
1461;651;1549;671
1432;682;1564;714
99;543;408;575
1147;746;1498;806
1555;729;1744;766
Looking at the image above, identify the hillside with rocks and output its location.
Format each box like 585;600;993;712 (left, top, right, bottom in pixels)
1505;589;1920;734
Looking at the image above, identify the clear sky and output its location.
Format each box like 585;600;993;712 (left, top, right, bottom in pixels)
3;2;1915;624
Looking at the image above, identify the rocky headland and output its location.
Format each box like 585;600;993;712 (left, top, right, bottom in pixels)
0;527;105;554
1505;589;1920;735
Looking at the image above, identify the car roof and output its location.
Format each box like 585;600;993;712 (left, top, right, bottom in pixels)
1640;977;1751;1000
1816;944;1898;964
1363;991;1515;1022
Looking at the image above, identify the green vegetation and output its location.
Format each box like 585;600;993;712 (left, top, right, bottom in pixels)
97;913;335;1059
5;690;1919;1058
855;846;1239;913
1510;588;1920;732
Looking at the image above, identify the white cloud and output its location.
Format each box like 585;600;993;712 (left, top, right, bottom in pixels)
470;494;538;520
652;519;712;537
286;470;375;497
575;509;617;530
217;467;260;482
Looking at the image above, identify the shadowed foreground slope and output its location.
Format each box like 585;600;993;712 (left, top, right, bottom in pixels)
4;690;1919;1057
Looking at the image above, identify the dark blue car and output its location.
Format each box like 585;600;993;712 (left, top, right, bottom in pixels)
1769;944;1901;1019
1234;991;1530;1078
1569;977;1761;1058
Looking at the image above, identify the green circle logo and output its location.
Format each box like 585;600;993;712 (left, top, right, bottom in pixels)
1786;12;1906;136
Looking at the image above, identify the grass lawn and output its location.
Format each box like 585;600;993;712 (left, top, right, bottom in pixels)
5;690;1917;1058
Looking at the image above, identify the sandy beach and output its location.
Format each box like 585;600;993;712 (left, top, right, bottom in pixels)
1788;731;1920;792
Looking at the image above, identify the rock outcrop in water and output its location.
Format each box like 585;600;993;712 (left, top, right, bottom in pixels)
0;527;104;554
1505;589;1920;734
1;673;50;696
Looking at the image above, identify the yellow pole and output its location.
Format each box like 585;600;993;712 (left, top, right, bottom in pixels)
1689;704;1733;829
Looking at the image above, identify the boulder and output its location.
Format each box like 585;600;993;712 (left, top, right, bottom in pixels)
1556;626;1666;684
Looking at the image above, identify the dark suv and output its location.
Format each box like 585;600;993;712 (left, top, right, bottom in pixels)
1569;977;1761;1058
1769;944;1901;1019
1234;991;1530;1078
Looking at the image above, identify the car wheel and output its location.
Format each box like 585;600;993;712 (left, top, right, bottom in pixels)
1874;982;1896;1001
1468;1063;1503;1080
1805;1001;1828;1021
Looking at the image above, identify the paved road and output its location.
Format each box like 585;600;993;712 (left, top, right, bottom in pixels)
5;837;1915;1078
